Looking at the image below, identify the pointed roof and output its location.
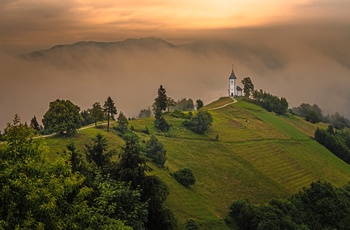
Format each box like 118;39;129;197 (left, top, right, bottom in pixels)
229;67;237;79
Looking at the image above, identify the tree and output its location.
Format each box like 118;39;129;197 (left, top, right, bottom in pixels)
91;102;104;127
145;135;167;167
138;108;151;119
30;115;40;131
183;111;213;134
80;109;93;126
174;98;194;111
85;133;116;170
42;99;82;135
241;77;254;98
104;96;117;132
0;115;88;229
154;85;167;112
166;96;176;112
116;111;129;133
154;108;170;132
153;85;170;132
116;133;177;229
172;168;196;187
306;110;321;124
196;99;204;110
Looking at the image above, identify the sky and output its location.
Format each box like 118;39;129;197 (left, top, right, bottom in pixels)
1;0;350;128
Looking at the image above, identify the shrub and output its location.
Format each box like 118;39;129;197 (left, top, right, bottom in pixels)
172;168;196;187
183;111;213;134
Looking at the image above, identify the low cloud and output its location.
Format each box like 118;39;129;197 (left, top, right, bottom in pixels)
1;23;350;130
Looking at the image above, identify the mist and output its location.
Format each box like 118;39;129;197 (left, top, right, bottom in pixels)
1;24;350;129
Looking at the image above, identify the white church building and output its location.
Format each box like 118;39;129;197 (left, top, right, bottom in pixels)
228;67;243;97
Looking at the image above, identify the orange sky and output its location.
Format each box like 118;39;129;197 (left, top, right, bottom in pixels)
1;0;349;51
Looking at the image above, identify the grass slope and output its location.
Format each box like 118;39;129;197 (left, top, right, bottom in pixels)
43;98;350;229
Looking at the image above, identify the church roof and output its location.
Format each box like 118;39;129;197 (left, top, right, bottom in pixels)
229;68;237;79
236;86;242;91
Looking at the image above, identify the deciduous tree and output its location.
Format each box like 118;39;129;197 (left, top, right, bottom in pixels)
91;102;104;127
241;77;254;98
42;99;82;135
183;111;213;134
196;99;204;110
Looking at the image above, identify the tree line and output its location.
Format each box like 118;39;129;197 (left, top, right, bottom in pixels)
226;180;350;229
314;125;350;164
292;103;350;129
241;77;289;115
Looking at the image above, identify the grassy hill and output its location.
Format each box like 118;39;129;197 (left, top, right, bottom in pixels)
44;97;350;229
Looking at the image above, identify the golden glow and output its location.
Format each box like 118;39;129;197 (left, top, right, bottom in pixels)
73;0;313;29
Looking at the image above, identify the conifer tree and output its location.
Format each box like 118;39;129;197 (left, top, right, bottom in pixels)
103;96;117;132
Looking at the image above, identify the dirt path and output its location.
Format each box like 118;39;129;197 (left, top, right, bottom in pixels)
35;121;112;139
208;98;237;111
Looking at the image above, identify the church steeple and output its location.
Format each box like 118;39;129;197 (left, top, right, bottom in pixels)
228;65;237;97
229;66;237;80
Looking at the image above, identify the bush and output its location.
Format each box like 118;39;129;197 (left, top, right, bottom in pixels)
183;111;213;134
172;168;196;187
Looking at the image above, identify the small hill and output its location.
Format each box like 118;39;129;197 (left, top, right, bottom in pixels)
44;98;350;229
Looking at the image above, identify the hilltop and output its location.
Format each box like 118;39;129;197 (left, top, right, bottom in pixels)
43;97;350;229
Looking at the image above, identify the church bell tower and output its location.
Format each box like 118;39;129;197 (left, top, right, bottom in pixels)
228;66;237;97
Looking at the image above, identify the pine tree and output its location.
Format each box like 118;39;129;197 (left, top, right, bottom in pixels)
103;96;117;132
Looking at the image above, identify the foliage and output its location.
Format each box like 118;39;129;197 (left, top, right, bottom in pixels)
306;110;321;124
314;126;350;164
172;168;196;187
154;109;170;132
292;103;350;129
138;108;151;119
227;180;350;230
81;109;94;126
166;96;176;112
115;132;177;229
90;102;104;127
42;99;82;135
30;115;41;132
104;96;117;132
0;115;87;229
171;110;192;119
116;111;129;133
292;103;323;122
252;89;289;115
196;99;204;110
324;112;350;130
153;85;170;132
93;179;148;229
241;77;254;97
145;135;167;167
85;133;116;170
183;111;213;134
174;98;194;111
154;85;167;112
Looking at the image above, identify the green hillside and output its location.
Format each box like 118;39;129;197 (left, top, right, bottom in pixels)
44;97;350;229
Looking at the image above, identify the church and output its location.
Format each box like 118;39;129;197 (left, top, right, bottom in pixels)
228;67;243;97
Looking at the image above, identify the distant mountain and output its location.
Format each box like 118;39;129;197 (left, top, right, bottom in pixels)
24;37;177;59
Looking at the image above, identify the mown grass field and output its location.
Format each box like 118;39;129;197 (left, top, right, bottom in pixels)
42;98;350;229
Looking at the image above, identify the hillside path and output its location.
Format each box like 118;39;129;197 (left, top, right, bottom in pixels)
208;98;237;111
34;121;112;139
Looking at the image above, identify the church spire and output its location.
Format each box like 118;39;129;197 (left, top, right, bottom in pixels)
229;65;237;79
